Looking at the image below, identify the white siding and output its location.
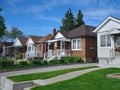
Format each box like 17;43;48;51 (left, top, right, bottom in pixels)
97;19;120;58
54;32;65;39
13;38;22;46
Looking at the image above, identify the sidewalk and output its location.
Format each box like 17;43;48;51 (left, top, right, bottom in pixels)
33;67;101;85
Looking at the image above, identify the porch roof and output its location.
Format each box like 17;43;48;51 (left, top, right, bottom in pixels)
47;38;71;43
109;28;120;35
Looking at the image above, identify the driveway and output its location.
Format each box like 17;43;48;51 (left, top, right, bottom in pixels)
0;63;98;86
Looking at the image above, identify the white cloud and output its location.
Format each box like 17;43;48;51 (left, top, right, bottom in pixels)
3;0;23;7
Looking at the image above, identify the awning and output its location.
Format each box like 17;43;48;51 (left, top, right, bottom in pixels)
47;38;71;43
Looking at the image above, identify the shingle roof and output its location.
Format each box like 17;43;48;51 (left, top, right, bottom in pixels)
68;25;96;38
55;25;96;39
39;34;52;42
18;37;27;45
28;35;43;43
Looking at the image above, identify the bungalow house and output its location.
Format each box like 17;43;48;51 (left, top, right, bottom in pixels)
13;37;27;59
44;25;97;62
93;16;120;66
25;35;43;59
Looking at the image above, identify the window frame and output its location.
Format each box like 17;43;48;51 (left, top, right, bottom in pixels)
100;34;111;47
72;38;82;50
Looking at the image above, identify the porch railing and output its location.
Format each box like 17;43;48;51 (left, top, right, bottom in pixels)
44;49;71;60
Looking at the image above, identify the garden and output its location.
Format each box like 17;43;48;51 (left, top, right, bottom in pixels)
0;56;84;71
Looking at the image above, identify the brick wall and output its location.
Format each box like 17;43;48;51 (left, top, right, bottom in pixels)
71;37;97;62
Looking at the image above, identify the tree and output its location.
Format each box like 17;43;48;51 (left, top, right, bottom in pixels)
60;8;76;31
75;9;84;27
10;27;24;41
0;8;6;38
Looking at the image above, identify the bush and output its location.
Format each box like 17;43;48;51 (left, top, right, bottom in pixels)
0;60;14;68
64;56;74;64
19;61;28;65
31;60;42;65
41;60;48;65
73;56;84;63
48;60;59;65
18;53;22;59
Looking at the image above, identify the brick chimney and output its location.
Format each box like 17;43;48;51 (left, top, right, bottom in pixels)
52;28;56;37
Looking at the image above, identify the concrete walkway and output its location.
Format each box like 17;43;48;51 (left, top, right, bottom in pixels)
0;63;98;89
33;67;101;85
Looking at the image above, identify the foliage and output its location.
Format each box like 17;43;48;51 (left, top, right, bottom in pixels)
19;61;28;65
75;9;84;27
60;8;84;32
31;60;42;65
8;66;98;82
0;8;6;38
10;27;24;41
0;59;14;69
60;8;76;31
18;53;22;59
41;60;48;65
31;68;120;90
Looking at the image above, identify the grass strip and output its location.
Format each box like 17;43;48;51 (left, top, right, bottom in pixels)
8;66;98;82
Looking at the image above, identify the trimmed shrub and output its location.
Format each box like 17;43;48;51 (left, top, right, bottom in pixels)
73;56;84;63
41;60;48;65
19;61;28;65
48;60;59;65
0;60;14;68
31;60;42;65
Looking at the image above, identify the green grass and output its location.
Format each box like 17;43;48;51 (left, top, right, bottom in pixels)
32;68;120;90
7;66;98;82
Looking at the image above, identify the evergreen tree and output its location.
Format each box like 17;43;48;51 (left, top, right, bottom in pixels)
75;9;84;27
60;8;76;31
0;8;6;38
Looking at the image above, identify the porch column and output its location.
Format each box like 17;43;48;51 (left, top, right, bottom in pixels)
60;41;62;55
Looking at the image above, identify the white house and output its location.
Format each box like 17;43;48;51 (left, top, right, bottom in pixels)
25;35;42;59
13;37;27;59
93;16;120;66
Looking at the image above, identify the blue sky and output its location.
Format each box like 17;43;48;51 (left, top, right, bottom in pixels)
1;0;120;36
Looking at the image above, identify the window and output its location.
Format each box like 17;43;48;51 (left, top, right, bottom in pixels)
100;35;111;47
72;39;81;50
116;36;120;46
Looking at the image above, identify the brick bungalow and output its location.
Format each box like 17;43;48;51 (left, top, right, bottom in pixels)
45;25;97;62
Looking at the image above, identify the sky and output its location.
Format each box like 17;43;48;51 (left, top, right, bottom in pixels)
1;0;120;36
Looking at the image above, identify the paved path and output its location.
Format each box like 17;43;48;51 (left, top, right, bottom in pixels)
0;63;98;88
33;67;101;85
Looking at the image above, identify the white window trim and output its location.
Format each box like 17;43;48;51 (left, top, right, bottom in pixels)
100;34;111;48
71;38;82;51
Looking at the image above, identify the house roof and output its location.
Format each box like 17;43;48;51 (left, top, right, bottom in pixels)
28;35;43;43
39;34;52;42
53;24;96;39
68;25;96;38
93;16;120;33
0;42;14;47
18;37;27;45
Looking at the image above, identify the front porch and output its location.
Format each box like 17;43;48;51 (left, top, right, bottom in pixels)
44;38;71;60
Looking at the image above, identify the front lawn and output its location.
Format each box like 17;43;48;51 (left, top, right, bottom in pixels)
32;68;120;90
8;66;98;82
